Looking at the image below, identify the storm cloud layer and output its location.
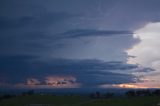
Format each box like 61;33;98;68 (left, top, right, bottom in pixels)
0;0;160;89
0;55;154;88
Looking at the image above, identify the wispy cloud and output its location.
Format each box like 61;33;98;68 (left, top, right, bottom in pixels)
59;29;133;38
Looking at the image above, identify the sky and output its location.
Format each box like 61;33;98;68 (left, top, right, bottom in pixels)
0;0;160;89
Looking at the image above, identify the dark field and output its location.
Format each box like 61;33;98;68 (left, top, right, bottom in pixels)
0;95;160;106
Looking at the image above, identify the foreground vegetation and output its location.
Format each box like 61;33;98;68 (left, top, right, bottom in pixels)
76;96;160;106
0;95;89;106
0;94;160;106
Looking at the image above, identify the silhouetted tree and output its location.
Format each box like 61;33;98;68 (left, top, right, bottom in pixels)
22;90;34;96
28;90;34;95
136;90;151;96
0;94;15;100
126;90;136;97
105;92;114;98
89;93;96;99
96;91;100;98
153;89;160;96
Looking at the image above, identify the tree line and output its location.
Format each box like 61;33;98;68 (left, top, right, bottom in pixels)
126;89;160;97
0;89;160;101
90;89;160;99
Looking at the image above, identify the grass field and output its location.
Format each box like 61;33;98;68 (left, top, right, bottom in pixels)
0;95;160;106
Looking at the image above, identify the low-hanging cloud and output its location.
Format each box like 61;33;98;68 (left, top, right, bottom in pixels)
27;78;41;85
0;55;155;88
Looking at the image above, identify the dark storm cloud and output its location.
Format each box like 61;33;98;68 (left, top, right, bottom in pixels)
59;29;133;38
0;0;160;57
40;59;138;72
0;0;160;88
0;55;39;84
0;56;153;87
0;12;74;30
0;11;77;56
78;73;136;86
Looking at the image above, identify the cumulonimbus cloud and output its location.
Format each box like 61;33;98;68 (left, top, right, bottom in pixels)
127;22;160;71
126;22;160;87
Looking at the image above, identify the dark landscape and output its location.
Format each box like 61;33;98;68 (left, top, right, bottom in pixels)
0;89;160;106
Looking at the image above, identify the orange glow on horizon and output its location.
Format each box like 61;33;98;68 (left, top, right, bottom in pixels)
100;83;160;89
114;84;149;89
